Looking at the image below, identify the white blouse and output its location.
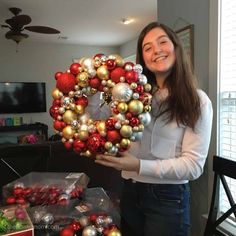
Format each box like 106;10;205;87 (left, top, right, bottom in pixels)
122;89;213;184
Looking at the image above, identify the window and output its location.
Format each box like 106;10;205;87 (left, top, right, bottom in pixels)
218;0;236;221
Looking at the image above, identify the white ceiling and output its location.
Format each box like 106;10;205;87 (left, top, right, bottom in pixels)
0;0;157;46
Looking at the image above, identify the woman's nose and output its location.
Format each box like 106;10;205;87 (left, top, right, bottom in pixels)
153;43;161;54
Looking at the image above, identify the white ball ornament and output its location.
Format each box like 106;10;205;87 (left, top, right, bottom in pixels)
82;226;97;236
112;83;133;102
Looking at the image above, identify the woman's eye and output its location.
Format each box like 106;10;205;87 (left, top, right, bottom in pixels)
144;47;151;52
160;40;167;44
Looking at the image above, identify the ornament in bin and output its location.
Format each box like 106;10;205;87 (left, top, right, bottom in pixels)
6;183;84;206
50;54;152;158
60;214;121;236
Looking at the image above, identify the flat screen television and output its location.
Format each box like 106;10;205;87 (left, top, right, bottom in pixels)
0;82;47;114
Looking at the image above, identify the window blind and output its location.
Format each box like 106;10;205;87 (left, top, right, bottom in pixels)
219;0;236;218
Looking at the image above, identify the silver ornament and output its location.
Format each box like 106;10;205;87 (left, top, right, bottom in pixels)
87;68;97;78
131;131;143;141
133;64;143;74
41;213;54;225
95;215;104;226
71;120;79;129
138;74;148;85
139;112;151;126
62;96;72;106
125;63;133;71
82;225;97;236
112;83;133;102
104;216;113;226
132;92;140;100
32;209;47;224
82;58;94;70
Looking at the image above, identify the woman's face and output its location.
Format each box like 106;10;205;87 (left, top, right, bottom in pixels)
142;27;176;78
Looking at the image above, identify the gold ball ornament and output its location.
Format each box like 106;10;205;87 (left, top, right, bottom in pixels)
120;138;131;148
63;110;77;124
78;130;89;141
52;88;62;100
107;229;122;236
76;72;89;87
128;100;144;115
75;104;85;115
144;83;152;92
96;121;107;134
120;125;133;138
97;65;109;80
117;102;128;113
105;141;113;150
62;126;75;139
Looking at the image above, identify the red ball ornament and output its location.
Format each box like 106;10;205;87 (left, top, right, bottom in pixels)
98;84;104;92
105;118;116;130
107;130;121;144
55;71;63;80
93;53;105;60
130;117;140;127
106;59;117;70
56;72;76;94
13;187;24;196
86;133;105;153
75;95;88;107
70;63;81;75
16;197;26;204
64;141;72;150
70;220;81;231
6;196;16;204
73;139;86;152
54;120;66;131
110;67;126;83
60;227;74;236
134;84;144;94
89;77;101;89
125;112;133;120
139;92;152;105
53;99;61;106
89;213;98;222
124;61;134;68
125;71;139;84
49;105;60;119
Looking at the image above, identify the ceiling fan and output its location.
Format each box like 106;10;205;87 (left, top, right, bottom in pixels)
1;7;60;44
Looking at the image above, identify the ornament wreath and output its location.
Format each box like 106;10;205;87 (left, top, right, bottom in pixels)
50;54;152;157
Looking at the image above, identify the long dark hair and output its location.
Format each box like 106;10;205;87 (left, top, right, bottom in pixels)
136;22;201;129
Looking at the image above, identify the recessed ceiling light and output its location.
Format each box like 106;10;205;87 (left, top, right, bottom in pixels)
122;18;133;25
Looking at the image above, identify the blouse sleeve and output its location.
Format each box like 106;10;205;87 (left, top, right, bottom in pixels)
139;90;213;180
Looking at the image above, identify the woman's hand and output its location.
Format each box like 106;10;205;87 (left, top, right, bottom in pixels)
95;152;140;173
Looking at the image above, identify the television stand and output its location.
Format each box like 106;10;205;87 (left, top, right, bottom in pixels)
0;123;48;140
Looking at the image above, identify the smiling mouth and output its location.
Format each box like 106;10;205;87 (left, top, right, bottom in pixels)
153;55;167;62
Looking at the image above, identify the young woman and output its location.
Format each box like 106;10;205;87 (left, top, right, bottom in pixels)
95;22;213;236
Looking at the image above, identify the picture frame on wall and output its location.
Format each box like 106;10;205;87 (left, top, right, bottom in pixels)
176;24;194;67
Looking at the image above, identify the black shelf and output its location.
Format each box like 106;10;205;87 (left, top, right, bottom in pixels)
0;123;48;139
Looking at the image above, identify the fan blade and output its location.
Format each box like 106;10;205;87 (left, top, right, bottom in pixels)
5;15;32;28
24;26;60;34
9;7;22;16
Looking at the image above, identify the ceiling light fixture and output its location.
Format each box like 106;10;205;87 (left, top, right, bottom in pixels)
122;18;133;25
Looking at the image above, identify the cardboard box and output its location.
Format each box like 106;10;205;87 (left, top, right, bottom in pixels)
0;205;34;236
